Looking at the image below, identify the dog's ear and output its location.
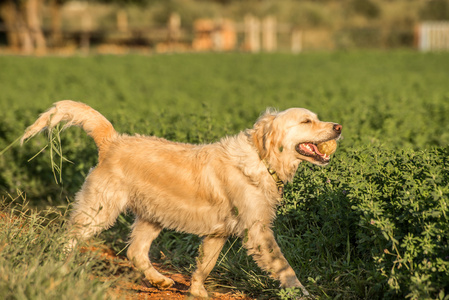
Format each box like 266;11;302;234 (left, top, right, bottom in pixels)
252;109;277;159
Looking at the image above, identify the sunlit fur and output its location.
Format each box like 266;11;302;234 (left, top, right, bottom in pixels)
22;101;341;298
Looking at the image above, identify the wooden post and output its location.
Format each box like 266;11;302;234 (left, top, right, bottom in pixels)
167;12;181;50
0;0;21;50
212;19;222;51
117;9;128;33
419;23;429;51
291;29;302;54
49;0;63;47
17;9;34;54
25;0;47;55
436;23;449;50
81;13;92;54
244;14;260;52
262;16;276;52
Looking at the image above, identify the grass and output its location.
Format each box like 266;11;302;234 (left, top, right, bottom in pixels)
1;51;449;299
0;194;117;300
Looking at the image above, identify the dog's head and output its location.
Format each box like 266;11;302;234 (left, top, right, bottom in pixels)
252;108;342;166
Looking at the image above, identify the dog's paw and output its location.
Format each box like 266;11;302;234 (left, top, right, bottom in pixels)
188;284;209;298
146;275;175;289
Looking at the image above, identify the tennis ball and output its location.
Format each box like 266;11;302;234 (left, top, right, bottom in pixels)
317;139;337;156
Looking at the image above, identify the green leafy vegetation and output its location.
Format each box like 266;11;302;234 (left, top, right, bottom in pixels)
277;146;449;299
1;52;448;299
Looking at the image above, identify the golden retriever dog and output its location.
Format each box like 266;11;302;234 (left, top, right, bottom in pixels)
21;101;342;298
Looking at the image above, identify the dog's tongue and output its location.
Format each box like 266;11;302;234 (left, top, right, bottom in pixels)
300;143;324;156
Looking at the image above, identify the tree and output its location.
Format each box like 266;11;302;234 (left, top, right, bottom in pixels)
0;0;47;54
420;0;449;21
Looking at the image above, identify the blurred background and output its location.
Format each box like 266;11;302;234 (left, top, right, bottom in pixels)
1;0;449;55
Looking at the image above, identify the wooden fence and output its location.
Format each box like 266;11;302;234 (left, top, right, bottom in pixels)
0;11;304;54
417;22;449;52
179;13;301;53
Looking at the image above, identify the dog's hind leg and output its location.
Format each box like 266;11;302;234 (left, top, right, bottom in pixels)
127;218;174;289
189;236;227;298
65;172;128;251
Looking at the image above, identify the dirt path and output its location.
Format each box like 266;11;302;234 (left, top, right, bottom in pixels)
86;246;251;300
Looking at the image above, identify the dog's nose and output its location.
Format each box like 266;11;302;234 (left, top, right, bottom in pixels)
333;124;342;133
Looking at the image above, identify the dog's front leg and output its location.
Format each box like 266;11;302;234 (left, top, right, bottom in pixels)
189;235;227;298
243;221;310;297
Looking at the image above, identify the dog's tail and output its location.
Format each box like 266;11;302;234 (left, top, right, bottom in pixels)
21;100;118;161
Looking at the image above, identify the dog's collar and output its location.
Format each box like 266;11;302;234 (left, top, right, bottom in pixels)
262;159;284;197
247;132;284;197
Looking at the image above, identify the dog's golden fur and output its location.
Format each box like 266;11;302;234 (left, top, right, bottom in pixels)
22;101;342;298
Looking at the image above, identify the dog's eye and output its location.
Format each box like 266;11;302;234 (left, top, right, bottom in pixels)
301;119;311;124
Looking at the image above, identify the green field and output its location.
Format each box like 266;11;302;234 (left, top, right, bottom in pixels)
1;52;449;299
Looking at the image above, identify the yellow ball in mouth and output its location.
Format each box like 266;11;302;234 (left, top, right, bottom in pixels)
317;139;338;156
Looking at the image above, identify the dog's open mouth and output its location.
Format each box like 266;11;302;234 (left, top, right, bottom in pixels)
295;140;336;164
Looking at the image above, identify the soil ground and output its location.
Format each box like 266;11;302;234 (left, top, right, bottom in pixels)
85;246;252;300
